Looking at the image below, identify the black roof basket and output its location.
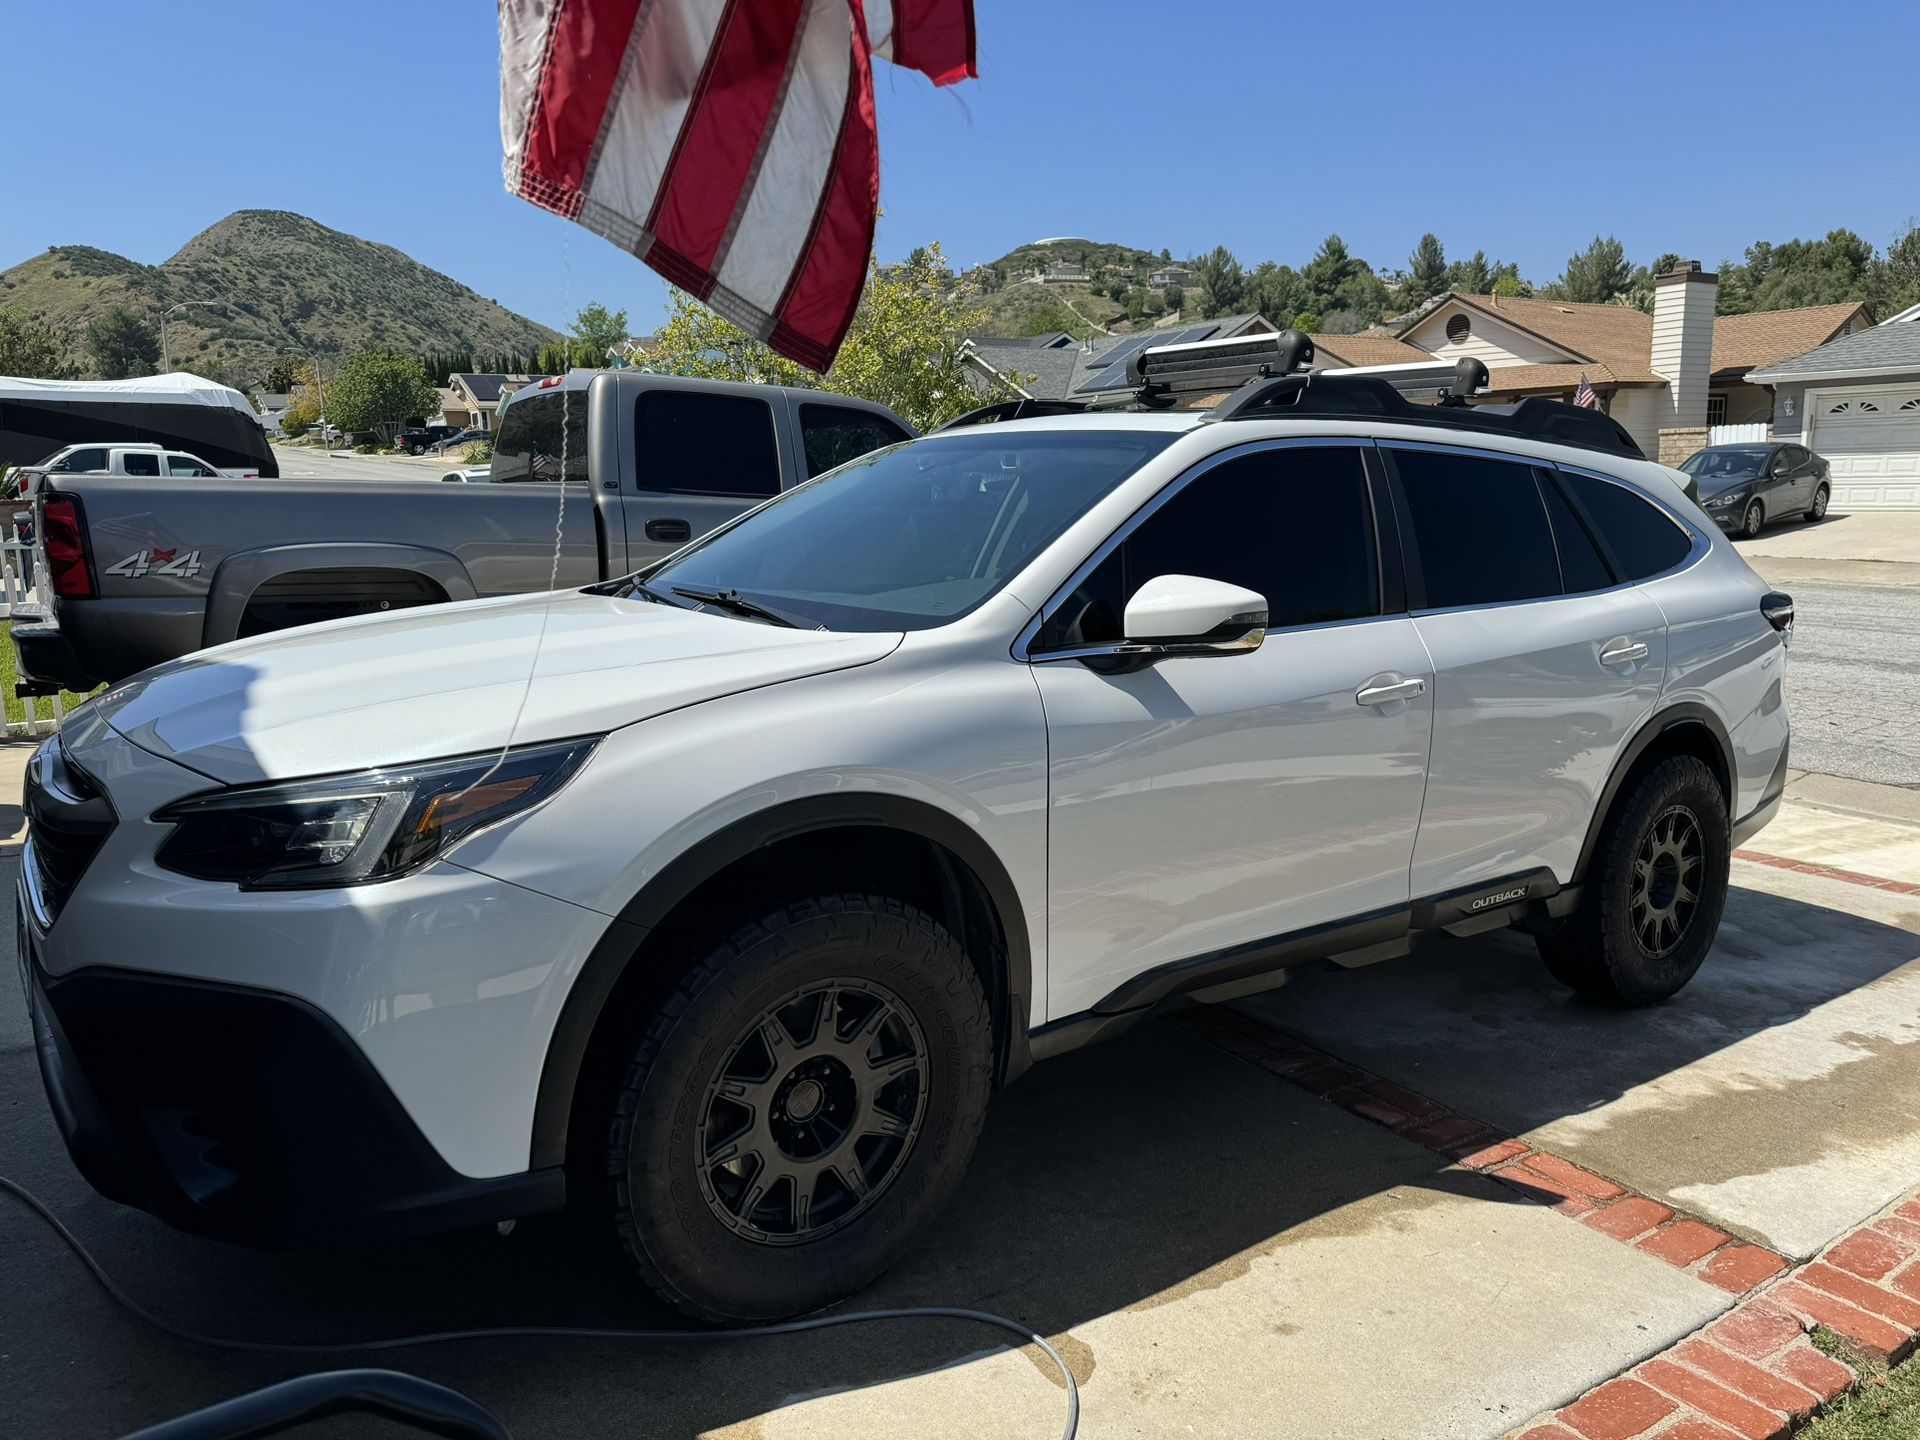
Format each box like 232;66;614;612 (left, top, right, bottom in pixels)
933;398;1093;431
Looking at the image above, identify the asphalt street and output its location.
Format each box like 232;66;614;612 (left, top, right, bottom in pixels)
269;445;459;482
1771;575;1920;787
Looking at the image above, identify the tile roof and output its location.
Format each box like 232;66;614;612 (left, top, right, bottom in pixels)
1746;317;1920;381
1710;303;1868;375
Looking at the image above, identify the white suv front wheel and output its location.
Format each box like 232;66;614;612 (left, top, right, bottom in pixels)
603;893;992;1322
1537;756;1731;1005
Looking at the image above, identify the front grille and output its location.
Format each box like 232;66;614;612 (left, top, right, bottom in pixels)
23;738;116;924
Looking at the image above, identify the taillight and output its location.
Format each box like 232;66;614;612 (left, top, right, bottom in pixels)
41;496;93;598
1761;591;1794;634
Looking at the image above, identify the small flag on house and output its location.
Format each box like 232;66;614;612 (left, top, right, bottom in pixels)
499;0;978;374
1573;373;1598;409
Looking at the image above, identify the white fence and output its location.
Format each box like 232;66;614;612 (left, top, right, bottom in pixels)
1;532;65;738
1708;422;1770;446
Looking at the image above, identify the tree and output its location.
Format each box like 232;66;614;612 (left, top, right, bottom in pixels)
1125;289;1149;323
1555;236;1632;304
1405;233;1449;305
327;351;438;438
0;307;81;378
1163;283;1185;314
1301;235;1357;305
86;307;159;379
569;301;629;365
1718;229;1876;314
1491;274;1525;299
642;241;981;432
1248;261;1301;322
1621;252;1685;313
1290;311;1321;334
1107;279;1130;304
1874;220;1920;316
1448;250;1493;295
1193;245;1245;317
263;357;301;393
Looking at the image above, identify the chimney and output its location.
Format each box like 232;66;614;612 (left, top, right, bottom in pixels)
1650;259;1717;431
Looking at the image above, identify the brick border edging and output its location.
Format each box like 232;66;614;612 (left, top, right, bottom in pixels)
1172;1004;1920;1440
1734;848;1920;897
1172;1007;1788;1295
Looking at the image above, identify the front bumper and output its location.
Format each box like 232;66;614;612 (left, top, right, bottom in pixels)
21;924;564;1246
22;715;613;1240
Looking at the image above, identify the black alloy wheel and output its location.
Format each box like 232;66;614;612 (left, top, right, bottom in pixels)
695;978;929;1244
602;893;992;1322
1627;804;1704;959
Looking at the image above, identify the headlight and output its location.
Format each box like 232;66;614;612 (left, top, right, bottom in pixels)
1706;488;1750;509
153;738;597;889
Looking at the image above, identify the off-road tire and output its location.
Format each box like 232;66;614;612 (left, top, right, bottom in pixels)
1807;483;1829;522
603;893;992;1323
1741;500;1765;539
1538;756;1730;1006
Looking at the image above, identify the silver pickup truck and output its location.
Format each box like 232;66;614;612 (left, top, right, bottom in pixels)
12;371;911;691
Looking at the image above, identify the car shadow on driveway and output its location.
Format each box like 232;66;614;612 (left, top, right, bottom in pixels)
5;881;1918;1438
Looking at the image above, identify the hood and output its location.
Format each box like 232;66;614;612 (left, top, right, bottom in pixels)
93;590;901;784
1696;472;1760;500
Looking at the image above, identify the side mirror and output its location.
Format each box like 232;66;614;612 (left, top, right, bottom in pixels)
1125;573;1267;645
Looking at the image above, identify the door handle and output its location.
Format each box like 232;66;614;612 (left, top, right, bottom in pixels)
645;517;692;543
1356;674;1425;706
1600;639;1649;665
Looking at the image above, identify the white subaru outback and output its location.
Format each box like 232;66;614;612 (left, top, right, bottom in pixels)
21;365;1792;1323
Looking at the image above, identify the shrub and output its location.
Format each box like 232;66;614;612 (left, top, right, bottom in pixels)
354;442;380;454
280;416;310;438
464;441;493;464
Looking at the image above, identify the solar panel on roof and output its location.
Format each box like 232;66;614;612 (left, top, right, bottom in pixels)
1072;324;1228;393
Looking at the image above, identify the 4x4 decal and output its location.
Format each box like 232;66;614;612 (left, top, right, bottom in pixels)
105;547;203;580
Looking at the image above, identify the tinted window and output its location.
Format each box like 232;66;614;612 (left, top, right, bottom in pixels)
50;447;106;473
167;454;214;477
490;390;587;484
120;451;160;476
1539;475;1614;593
647;430;1177;631
636;391;779;497
1036;446;1377;650
1563;470;1692;580
800;403;911;478
1783;446;1811;469
1393;449;1562;609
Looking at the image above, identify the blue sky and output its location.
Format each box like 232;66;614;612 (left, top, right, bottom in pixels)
5;1;1915;336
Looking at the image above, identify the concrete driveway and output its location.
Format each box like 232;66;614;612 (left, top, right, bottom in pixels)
5;746;1920;1439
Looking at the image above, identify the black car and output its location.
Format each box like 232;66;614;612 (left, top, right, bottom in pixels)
394;425;460;456
432;427;489;452
1679;442;1831;538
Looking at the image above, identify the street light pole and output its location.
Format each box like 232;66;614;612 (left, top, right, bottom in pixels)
160;300;212;374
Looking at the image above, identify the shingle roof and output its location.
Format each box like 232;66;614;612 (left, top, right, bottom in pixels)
1710;303;1869;375
1473;363;1660;395
1437;294;1660;379
967;344;1085;400
1310;332;1431;367
1746;318;1920;381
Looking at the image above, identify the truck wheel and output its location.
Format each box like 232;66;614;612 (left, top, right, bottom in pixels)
1538;756;1729;1006
604;893;992;1322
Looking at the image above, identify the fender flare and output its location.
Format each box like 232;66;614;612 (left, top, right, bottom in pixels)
529;794;1035;1171
202;542;478;646
1571;700;1735;884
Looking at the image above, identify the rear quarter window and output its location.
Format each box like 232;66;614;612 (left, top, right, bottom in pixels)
1562;470;1693;581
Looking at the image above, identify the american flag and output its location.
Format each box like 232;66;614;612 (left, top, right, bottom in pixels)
1573;373;1598;409
500;0;977;374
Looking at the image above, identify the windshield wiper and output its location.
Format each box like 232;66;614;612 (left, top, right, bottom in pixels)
669;585;821;630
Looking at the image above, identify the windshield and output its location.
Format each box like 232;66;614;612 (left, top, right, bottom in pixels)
1681;447;1768;481
490;389;585;484
645;430;1179;631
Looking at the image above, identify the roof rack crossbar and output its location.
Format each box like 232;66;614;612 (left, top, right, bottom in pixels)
1206;373;1644;460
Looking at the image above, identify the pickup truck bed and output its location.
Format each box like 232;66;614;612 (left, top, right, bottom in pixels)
14;372;911;691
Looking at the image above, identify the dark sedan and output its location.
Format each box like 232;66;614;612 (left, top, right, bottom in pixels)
1680;442;1831;538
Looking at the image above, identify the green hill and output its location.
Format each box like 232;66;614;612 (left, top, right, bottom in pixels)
965;237;1196;340
0;210;560;384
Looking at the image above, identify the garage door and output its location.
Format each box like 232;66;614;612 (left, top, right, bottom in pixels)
1807;384;1920;509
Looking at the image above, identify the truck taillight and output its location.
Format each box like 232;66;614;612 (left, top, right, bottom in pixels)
41;496;93;598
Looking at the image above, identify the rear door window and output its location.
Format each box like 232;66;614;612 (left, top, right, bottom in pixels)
799;403;911;477
166;454;215;477
1561;470;1692;581
635;390;780;497
1036;445;1378;650
120;451;160;476
1390;448;1562;608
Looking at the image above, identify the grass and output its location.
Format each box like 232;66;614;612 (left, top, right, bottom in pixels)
1800;1328;1920;1439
